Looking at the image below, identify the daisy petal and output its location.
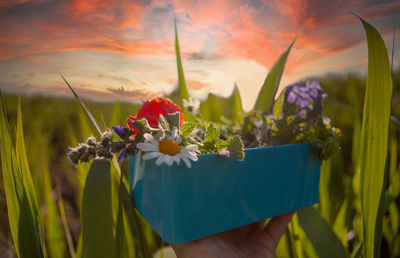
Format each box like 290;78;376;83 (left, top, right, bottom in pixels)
165;155;174;166
184;145;198;152
181;155;191;168
137;142;159;152
155;155;165;166
186;151;198;161
143;152;162;160
144;133;156;142
173;155;181;165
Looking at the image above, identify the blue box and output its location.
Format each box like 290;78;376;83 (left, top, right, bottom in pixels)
129;143;321;244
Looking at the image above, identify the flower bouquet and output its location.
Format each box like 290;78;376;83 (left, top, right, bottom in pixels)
68;80;340;244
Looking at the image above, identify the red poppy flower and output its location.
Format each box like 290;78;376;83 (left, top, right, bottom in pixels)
127;97;184;134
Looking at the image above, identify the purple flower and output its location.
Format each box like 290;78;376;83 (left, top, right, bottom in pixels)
298;109;307;118
112;126;125;139
285;81;327;111
117;150;127;162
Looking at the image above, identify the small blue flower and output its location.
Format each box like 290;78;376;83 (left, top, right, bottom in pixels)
112;126;125;139
118;150;127;162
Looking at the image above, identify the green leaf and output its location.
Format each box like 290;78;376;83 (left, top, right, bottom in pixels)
82;160;117;258
230;83;243;123
180;122;197;138
215;140;226;151
0;93;44;258
273;88;287;119
356;17;393;258
174;21;189;102
166;112;180;129
297;207;350;258
205;122;219;144
218;135;244;161
253;39;296;112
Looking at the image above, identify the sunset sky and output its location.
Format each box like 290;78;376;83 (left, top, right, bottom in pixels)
0;0;399;110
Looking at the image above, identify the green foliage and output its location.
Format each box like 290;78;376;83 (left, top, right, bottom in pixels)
356;17;393;258
253;39;295;112
180;122;197;138
298;207;349;258
166;112;180;129
82;160;117;258
0;93;44;258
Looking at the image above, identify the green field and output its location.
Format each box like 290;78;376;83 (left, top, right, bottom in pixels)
0;18;399;258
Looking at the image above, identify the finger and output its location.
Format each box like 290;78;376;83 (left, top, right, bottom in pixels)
251;212;294;252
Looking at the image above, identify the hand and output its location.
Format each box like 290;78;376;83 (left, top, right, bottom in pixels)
172;212;294;258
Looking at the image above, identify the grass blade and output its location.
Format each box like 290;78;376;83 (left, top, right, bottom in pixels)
58;197;76;258
60;73;102;134
253;39;295;112
174;20;189;105
298;207;349;258
230;83;243;123
82;160;117;258
356;17;393;258
0;92;44;258
42;158;67;258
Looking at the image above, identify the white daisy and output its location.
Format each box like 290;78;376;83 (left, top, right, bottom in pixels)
136;127;199;168
183;97;200;115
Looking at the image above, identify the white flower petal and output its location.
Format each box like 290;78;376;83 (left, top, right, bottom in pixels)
184;145;198;152
137;142;159;152
143;152;162;160
165;155;174;166
155;155;165;166
144;133;156;142
173;155;181;165
181;155;191;168
175;134;182;144
186;151;198;161
171;127;178;139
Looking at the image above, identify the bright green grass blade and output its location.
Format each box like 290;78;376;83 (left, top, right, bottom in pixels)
356;17;393;258
60;73;102;134
297;207;349;258
16;97;45;254
253;39;295;112
43;164;67;258
0;93;44;258
16;97;40;222
174;21;189;105
82;160;117;258
116;174;129;258
58;197;76;258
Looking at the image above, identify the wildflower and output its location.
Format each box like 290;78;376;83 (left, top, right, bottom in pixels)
183;97;200;115
112;126;125;138
136;127;199;168
285;81;327;112
127;97;184;132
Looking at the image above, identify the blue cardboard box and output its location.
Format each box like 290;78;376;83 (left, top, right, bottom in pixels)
129;143;321;244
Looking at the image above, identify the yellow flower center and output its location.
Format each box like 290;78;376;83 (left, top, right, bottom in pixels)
159;139;181;156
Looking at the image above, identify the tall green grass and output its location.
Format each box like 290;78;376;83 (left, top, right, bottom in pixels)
0;16;399;258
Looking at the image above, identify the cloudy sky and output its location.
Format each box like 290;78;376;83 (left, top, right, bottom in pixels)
0;0;399;110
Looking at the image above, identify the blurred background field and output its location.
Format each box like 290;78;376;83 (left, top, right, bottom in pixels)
0;68;399;257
